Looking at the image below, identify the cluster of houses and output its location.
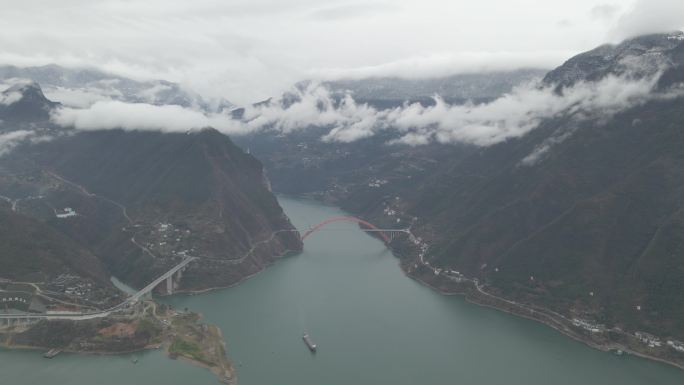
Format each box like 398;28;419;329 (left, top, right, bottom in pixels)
368;178;388;188
443;269;466;282
0;296;29;304
64;283;91;297
634;333;684;353
666;340;684;353
571;318;605;333
157;222;191;240
635;331;663;348
408;234;429;262
49;274;92;298
56;207;77;218
0;292;32;312
151;222;195;259
383;206;397;216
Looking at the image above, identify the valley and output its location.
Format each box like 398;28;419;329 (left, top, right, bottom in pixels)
233;32;684;371
1;22;684;384
3;197;683;385
0;79;302;380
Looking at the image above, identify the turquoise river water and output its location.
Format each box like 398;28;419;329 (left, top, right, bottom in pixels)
1;197;683;384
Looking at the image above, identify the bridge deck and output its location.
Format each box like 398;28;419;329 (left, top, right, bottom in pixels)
0;257;196;320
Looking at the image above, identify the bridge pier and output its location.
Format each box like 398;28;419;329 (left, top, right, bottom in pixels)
166;276;173;295
130;257;195;300
165;267;186;295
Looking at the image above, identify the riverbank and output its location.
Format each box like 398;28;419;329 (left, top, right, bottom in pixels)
4;196;680;385
165;312;235;384
283;195;684;373
400;261;684;373
0;340;162;356
171;249;301;297
0;302;235;384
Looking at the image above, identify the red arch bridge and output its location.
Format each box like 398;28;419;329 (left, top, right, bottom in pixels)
298;216;410;244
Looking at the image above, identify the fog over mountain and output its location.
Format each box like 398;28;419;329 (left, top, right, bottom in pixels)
30;33;683;150
0;0;680;149
0;58;679;152
0;130;33;155
0;0;681;104
0;64;232;112
3;0;684;382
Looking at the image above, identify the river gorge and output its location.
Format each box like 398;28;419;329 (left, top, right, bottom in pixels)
1;197;683;385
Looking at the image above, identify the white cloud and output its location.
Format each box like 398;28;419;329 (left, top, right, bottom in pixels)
51;72;676;149
0;130;33;156
242;86;385;141
386;74;666;146
520;128;576;166
310;51;572;81
0;91;22;106
137;84;174;103
0;0;641;104
308;3;399;21
43;87;119;108
610;0;684;40
0;78;36;105
589;4;621;21
51;101;246;134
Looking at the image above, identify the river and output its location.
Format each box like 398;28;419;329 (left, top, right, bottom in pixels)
2;197;683;384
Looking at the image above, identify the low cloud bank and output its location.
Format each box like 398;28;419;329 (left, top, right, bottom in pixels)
0;90;22;106
52;100;246;134
240;74;669;146
51;72;676;147
0;130;35;156
610;0;684;41
310;52;566;81
44;86;123;108
0;78;35;105
382;74;664;146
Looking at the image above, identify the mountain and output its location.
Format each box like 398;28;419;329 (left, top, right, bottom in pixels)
543;31;684;88
0;64;232;112
233;68;549;194
0;82;301;293
387;97;684;335
0;80;59;124
32;128;301;289
323;68;547;107
235;32;684;344
0;205;110;284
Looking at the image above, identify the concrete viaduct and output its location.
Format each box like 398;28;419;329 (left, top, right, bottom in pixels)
0;256;196;325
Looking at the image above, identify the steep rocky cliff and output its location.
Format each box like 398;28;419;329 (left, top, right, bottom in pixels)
236;32;684;341
0;83;302;293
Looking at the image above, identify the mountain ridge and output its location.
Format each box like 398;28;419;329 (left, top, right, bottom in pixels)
0;83;302;294
0;64;232;112
234;32;684;348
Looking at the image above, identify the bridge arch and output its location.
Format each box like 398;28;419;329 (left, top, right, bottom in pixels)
300;216;392;243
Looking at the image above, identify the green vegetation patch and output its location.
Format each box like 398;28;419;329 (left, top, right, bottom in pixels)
0;291;33;311
5;283;36;294
134;317;163;344
169;338;212;366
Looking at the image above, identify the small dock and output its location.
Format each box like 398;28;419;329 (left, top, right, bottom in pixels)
302;333;317;352
43;349;62;359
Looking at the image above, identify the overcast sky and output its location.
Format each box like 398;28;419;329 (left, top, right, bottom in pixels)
1;0;682;103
